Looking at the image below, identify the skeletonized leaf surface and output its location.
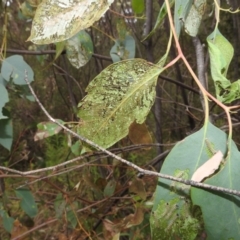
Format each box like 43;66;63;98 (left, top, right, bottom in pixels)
28;0;114;44
77;59;162;149
0;82;9;119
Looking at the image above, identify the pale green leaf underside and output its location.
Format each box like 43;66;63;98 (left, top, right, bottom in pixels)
77;59;162;149
174;0;194;37
28;0;114;44
184;0;206;37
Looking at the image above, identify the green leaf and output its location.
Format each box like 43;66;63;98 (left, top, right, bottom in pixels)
131;0;144;14
55;41;66;60
1;55;34;85
110;35;135;62
0;203;14;233
34;120;64;141
28;0;114;44
70;141;81;156
66;30;93;69
184;0;206;37
116;19;127;42
66;202;78;228
191;133;240;239
174;0;194;37
54;193;66;219
0;116;13;151
207;29;238;103
151;122;233;238
76;58;163;149
0;83;9;119
2;212;14;233
142;0;174;41
103;179;116;197
15;188;38;218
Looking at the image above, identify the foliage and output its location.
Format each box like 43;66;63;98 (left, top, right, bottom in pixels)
0;0;240;239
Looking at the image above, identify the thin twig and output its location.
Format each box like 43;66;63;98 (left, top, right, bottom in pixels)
20;71;240;197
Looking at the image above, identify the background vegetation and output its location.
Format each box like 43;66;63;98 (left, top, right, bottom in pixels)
0;0;240;239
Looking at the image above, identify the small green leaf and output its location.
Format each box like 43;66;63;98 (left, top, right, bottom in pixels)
70;141;81;156
54;193;66;219
0;115;13;151
15;188;38;218
207;29;238;103
110;35;135;62
34;120;64;141
20;1;35;18
66;30;93;69
191;127;240;239
2;212;14;233
132;0;144;14
1;55;34;85
142;0;174;41
184;0;206;37
66;202;78;228
0;83;9;119
0;203;14;233
104;179;116;197
174;0;194;37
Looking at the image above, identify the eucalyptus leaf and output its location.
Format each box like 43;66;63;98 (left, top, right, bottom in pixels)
34;120;64;141
1;55;34;85
131;0;144;14
184;0;206;37
0;116;13;151
110;35;135;62
28;0;114;44
2;211;14;233
174;0;194;37
142;0;174;41
66;30;93;68
77;58;163;149
0;83;9;119
15;188;38;218
207;29;240;103
55;41;66;60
